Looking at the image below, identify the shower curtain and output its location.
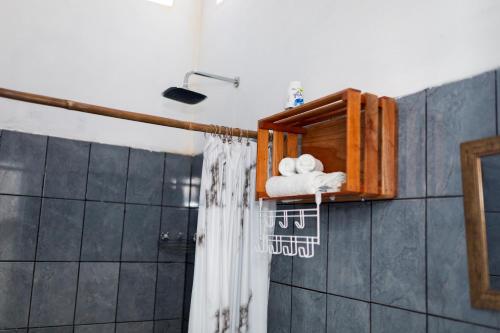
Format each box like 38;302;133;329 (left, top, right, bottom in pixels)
189;135;274;333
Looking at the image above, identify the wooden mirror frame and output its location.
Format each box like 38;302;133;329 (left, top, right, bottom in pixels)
461;135;500;310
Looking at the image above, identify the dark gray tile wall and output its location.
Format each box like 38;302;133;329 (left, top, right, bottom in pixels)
268;69;500;332
0;130;196;332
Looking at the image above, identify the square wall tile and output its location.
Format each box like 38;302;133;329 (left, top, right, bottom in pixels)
163;154;191;207
0;262;33;329
75;323;115;333
43;137;90;199
116;322;153;333
117;263;157;322
427;71;496;196
155;263;185;320
328;202;371;301
0;330;27;333
0;131;47;196
371;304;426;333
81;202;124;261
372;200;426;312
0;195;40;260
29;262;79;327
397;91;426;198
126;149;164;205
293;204;328;292
327;295;369;333
122;204;161;261
75;262;120;324
36;198;84;261
154;320;182;333
427;197;500;327
428;316;498;333
291;288;326;333
270;204;293;284
87;143;128;202
482;155;500;212
158;207;189;262
267;282;291;333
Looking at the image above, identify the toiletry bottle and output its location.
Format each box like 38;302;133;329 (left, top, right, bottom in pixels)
286;81;304;108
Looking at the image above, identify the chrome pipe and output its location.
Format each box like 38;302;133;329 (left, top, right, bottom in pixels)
183;71;240;88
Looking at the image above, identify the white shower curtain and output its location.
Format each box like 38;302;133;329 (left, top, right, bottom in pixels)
189;135;274;333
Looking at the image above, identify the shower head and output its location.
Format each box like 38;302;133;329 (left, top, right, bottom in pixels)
162;70;239;105
162;87;207;105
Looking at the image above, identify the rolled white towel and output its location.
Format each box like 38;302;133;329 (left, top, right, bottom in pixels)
265;171;346;197
278;157;297;177
296;154;324;174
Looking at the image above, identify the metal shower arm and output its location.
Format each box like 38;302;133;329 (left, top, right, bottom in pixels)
183;71;240;88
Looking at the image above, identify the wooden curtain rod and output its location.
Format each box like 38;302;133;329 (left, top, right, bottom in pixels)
0;87;258;139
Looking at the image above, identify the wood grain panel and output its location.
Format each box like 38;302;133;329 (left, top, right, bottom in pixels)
259;89;346;123
272;131;285;176
380;97;398;197
256;129;269;197
302;117;347;173
286;133;299;158
345;89;362;192
363;93;380;195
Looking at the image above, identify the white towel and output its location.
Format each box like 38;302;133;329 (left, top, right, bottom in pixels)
265;171;346;197
296;154;324;174
278;157;297;176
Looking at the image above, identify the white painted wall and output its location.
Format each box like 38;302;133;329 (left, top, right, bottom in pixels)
2;0;500;154
194;0;500;151
0;0;202;154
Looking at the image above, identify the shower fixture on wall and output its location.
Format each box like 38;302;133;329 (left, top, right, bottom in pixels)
162;70;240;105
159;231;196;253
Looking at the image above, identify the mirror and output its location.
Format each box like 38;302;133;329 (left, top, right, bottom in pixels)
461;136;500;310
482;154;500;290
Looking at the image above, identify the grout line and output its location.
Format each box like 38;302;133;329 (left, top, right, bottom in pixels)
0;190;465;204
271;280;500;331
181;156;194;332
10;317;183;331
72;141;93;326
369;200;373;333
26;136;49;328
324;204;329;333
289;204;295;333
495;71;498;136
113;147;131;333
0;259;189;264
424;90;429;333
0;192;191;209
153;152;167;331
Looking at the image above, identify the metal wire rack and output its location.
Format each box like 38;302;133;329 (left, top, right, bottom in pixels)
258;192;322;258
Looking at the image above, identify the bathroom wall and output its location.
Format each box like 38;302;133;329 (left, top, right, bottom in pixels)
0;0;202;154
267;69;500;332
194;0;500;151
0;129;197;332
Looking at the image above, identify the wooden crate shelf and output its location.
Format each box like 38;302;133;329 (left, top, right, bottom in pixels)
256;88;398;203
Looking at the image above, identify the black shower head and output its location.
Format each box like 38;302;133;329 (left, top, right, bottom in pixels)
162;87;207;105
162;71;239;105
